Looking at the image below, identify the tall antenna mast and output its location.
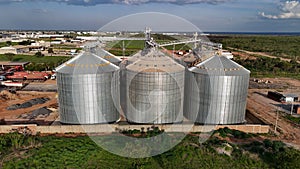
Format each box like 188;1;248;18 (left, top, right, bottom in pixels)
122;40;125;59
144;27;158;49
193;32;198;49
145;27;151;42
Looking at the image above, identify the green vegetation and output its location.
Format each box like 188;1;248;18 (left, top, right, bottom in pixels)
0;40;34;48
162;42;192;51
215;127;257;139
0;41;18;48
234;56;300;79
0;54;69;64
120;126;164;137
34;51;44;57
47;48;54;54
285;115;300;125
4;53;15;61
0;54;70;71
18;40;33;46
1;128;299;168
50;44;81;50
243;139;300;169
209;35;300;60
106;40;144;56
131;33;177;41
107;34;192;56
107;40;145;49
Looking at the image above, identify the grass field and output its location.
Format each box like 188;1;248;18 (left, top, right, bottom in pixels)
233;52;300;80
0;54;71;71
1;129;299;169
0;54;70;64
106;34;192;56
0;42;18;48
209;35;300;60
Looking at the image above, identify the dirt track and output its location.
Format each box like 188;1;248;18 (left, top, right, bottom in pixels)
247;78;300;148
228;47;300;63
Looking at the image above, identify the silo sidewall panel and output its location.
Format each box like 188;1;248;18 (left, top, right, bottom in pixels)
185;71;249;125
57;72;119;124
126;69;184;124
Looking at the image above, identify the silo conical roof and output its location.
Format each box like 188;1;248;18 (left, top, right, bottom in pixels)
127;49;151;64
56;52;119;74
127;48;185;73
189;55;250;76
91;47;122;65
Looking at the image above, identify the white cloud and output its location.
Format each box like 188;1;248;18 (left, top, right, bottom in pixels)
260;1;300;19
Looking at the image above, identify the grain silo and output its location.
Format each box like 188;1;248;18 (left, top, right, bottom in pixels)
91;47;122;66
123;48;185;124
56;52;120;124
184;55;250;124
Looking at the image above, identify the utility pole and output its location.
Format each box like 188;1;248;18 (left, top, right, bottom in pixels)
194;32;198;49
275;108;279;134
290;101;294;115
122;40;125;60
173;44;175;59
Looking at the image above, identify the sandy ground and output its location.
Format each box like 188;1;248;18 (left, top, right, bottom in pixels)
247;77;300;148
0;91;58;121
231;47;300;147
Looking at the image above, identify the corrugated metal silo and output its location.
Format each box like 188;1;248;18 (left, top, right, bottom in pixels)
124;49;185;124
56;52;120;124
126;49;150;65
184;55;250;124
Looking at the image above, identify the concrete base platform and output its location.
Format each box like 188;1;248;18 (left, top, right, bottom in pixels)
0;124;270;135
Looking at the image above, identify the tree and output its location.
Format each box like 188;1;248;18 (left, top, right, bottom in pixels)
6;41;12;46
18;40;32;46
48;48;54;54
35;51;44;57
4;53;15;61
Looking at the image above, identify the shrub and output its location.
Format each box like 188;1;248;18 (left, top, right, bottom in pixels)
35;51;44;57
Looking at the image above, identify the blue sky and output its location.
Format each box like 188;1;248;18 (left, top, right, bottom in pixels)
0;0;299;32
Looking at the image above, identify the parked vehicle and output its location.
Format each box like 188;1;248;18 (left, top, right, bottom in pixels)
0;75;6;81
51;73;56;80
267;91;284;102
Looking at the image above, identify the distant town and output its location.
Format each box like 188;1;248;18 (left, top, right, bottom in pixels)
0;30;107;56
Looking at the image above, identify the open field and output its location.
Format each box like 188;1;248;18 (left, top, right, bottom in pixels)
230;49;300;80
0;54;70;64
106;34;193;56
209;35;300;79
0;128;299;168
228;47;300;64
209;35;300;61
0;42;18;48
0;54;71;71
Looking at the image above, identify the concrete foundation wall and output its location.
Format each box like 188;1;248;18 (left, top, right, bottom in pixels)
0;124;270;134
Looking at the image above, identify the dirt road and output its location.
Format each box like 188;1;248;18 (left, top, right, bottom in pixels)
247;78;300;148
227;47;300;63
